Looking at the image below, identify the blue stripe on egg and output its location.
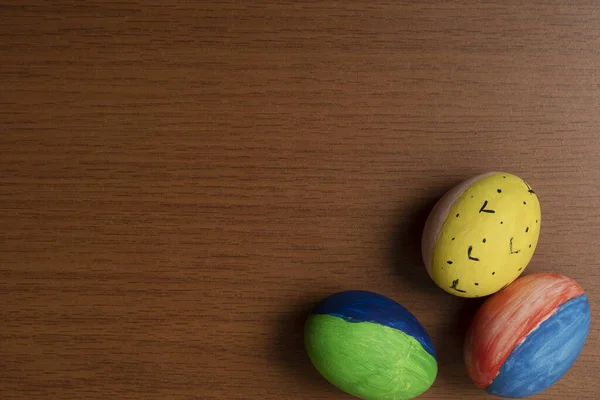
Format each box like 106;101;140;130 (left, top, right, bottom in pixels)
312;290;437;359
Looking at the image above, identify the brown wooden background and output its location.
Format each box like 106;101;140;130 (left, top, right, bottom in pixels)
1;1;599;399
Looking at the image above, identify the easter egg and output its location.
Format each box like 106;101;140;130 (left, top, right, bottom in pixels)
464;273;590;398
422;172;541;298
305;291;437;400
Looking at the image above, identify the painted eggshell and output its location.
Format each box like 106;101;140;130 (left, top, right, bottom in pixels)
464;273;590;398
305;291;437;400
422;172;541;298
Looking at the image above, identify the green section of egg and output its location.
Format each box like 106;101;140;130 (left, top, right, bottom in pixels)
305;314;438;400
432;173;541;298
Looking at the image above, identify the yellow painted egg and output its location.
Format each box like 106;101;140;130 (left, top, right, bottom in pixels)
422;173;541;298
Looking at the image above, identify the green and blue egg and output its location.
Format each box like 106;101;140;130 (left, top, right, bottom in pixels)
305;291;437;400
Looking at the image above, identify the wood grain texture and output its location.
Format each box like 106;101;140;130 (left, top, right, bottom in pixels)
1;1;599;399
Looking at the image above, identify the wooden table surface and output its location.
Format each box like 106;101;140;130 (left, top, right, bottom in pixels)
2;1;600;399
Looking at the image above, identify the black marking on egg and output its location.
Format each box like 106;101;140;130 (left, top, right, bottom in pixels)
450;279;466;293
468;246;480;261
509;237;521;254
524;180;535;194
479;200;495;214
